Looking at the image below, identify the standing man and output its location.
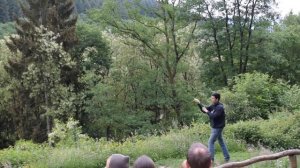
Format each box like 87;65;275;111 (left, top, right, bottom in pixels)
193;93;230;163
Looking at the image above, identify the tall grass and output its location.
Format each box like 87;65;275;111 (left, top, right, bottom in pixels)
0;123;247;167
2;112;299;167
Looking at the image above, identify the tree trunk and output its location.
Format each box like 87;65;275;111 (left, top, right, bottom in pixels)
243;0;257;73
106;125;111;141
45;91;51;146
205;1;228;85
223;0;235;75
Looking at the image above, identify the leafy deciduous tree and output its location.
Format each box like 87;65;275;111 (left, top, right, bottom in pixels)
90;0;198;123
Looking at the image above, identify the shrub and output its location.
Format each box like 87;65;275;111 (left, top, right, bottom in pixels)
0;140;48;166
222;72;288;122
259;113;300;149
222;89;260;123
48;118;87;147
227;113;300;150
229;122;263;146
278;84;300;112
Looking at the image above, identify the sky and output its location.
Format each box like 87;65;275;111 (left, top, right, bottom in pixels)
277;0;300;16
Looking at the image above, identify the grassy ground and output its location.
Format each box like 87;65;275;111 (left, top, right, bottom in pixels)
156;151;299;168
1;113;299;167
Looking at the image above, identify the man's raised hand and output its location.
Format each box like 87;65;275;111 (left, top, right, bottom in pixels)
193;98;200;104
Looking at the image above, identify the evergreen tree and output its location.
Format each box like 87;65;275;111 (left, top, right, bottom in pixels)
0;0;10;23
4;0;78;142
7;0;21;21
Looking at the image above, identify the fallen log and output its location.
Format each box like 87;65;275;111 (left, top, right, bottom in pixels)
216;149;300;168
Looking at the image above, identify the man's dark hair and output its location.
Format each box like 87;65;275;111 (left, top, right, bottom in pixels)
109;154;130;168
133;155;155;168
187;143;211;168
212;93;221;101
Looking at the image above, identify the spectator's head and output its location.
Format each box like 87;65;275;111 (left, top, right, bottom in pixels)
106;154;130;168
186;143;212;168
211;93;221;104
133;155;155;168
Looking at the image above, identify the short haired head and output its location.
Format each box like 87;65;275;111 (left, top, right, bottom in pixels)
211;93;220;100
106;154;130;168
133;155;155;168
186;143;211;168
211;93;221;104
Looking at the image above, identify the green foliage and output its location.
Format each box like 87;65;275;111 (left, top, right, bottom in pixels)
31;148;101;168
229;113;300;150
75;22;111;75
229;123;263;146
2;0;79;143
0;0;300;164
222;72;287;122
48;118;91;147
82;67;158;140
0;123;247;167
0;40;16;148
194;0;277;87
21;27;76;118
0;0;97;23
3;26;77;143
1;112;299;167
0;0;21;23
222;88;260;122
89;0;198;124
0;140;48;166
232;73;274;118
75;0;104;13
79;29;205;140
278;85;300;111
266;13;300;84
0;0;10;23
258;113;300;150
0;22;15;39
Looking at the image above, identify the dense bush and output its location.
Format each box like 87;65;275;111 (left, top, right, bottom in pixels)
259;113;300;149
278;84;300;112
228;112;300;150
222;72;287;123
229;123;263;146
0;140;48;166
222;89;260;123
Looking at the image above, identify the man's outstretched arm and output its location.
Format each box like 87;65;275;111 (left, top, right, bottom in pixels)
193;98;209;113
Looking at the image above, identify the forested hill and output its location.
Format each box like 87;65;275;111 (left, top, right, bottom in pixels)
0;0;157;23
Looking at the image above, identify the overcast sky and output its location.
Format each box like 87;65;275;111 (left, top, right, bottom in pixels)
277;0;300;16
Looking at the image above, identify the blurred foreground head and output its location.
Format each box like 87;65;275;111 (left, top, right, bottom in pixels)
106;154;130;168
185;143;212;168
133;155;156;168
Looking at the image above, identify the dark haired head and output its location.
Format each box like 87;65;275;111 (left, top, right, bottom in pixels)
211;93;221;101
187;143;211;168
107;154;130;168
133;155;155;168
